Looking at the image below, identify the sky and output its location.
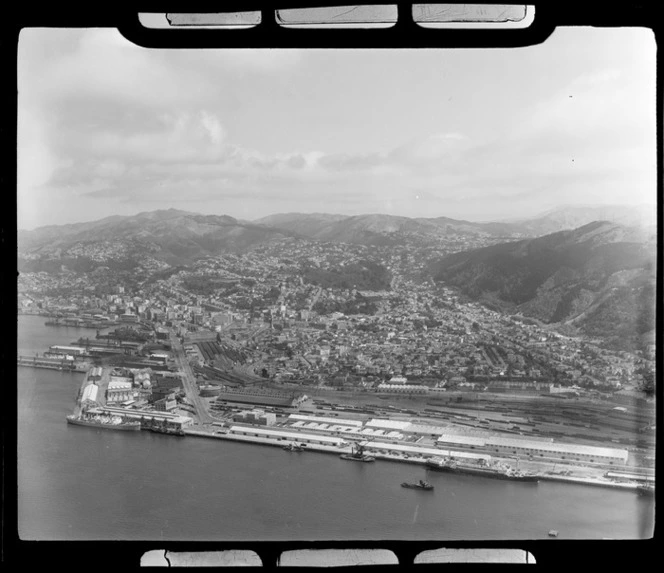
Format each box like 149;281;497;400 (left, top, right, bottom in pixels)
17;26;657;230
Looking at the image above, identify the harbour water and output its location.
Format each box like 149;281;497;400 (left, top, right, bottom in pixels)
17;315;654;541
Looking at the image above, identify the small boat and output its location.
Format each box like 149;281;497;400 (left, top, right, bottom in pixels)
340;442;375;462
548;530;559;537
340;453;375;462
402;480;434;491
283;443;305;452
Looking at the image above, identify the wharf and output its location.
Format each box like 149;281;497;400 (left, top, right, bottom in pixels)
18;355;77;371
72;368;92;417
537;473;640;490
184;427;427;463
46;320;117;329
182;428;642;491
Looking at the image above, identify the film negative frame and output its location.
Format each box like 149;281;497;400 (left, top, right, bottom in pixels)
5;0;662;570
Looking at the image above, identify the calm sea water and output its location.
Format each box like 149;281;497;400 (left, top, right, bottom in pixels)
17;315;654;541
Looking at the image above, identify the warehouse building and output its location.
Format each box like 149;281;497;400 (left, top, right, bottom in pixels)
403;423;450;436
288;414;363;427
215;386;296;407
376;383;429;394
365;419;450;437
81;383;99;407
107;379;133;404
50;345;86;356
436;434;629;465
365;419;411;431
362;441;491;463
228;426;349;447
88;367;103;381
233;409;277;426
288;420;407;441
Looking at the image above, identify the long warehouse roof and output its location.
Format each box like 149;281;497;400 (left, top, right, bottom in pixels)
364;441;490;461
405;423;451;435
228;426;348;444
82;384;98;402
435;434;488;447
289;414;363;427
439;434;629;459
289;421;405;439
365;418;411;430
486;436;629;459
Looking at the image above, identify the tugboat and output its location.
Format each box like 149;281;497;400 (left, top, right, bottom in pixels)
283;443;305;452
340;441;375;462
401;479;434;491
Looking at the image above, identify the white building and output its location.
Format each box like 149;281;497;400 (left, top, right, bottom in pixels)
361;441;491;462
228;426;349;447
288;414;363;427
436;434;629;465
365;419;411;431
107;380;133;403
81;383;98;405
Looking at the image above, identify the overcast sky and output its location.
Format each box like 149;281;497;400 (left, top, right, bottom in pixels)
17;26;656;230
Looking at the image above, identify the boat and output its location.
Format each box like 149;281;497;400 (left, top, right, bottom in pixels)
401;480;434;491
340;441;375;462
283;443;306;452
66;414;141;431
548;530;559;537
426;457;539;482
147;427;185;436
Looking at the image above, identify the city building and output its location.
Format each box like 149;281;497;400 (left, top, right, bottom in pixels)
107;379;133;403
376;383;429;394
227;426;349;447
81;383;99;407
232;409;277;426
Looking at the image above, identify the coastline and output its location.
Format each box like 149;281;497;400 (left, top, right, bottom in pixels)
182;427;643;492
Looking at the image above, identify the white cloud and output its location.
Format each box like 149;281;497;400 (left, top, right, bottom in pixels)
16;28;656;228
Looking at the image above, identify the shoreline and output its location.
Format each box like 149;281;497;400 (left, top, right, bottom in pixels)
182;427;644;492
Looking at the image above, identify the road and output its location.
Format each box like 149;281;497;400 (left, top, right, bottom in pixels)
170;334;214;425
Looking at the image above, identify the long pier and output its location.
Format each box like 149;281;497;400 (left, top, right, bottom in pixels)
18;355;77;371
45;320;118;329
182;428;644;492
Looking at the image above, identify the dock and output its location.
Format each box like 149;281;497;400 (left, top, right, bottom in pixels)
18;355;77;371
181;427;643;491
537;473;641;490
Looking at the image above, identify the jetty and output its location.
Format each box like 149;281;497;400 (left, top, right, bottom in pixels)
18;355;77;371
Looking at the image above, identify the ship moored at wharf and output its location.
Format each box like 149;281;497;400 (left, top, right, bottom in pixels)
426;457;540;482
66;413;141;431
340;442;375;462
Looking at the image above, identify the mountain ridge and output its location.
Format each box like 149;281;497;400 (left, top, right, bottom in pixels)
429;220;656;351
